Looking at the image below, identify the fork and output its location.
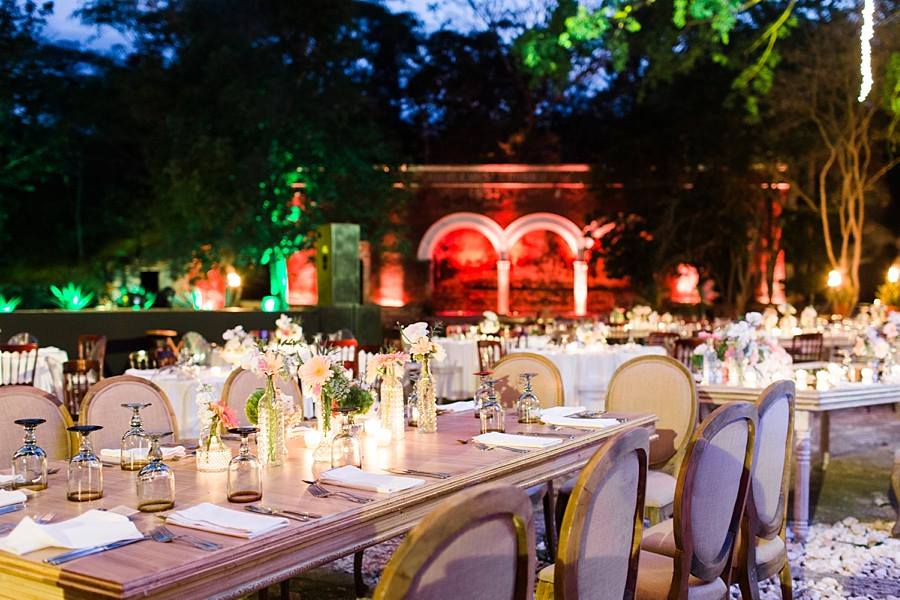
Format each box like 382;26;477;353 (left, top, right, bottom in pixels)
302;480;372;504
149;525;222;551
0;511;54;535
473;442;529;454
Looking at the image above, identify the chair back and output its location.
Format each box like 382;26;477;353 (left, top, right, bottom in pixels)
790;333;823;362
477;339;504;371
555;428;649;600
0;386;75;467
0;343;39;386
77;334;107;369
672;402;756;587
374;483;535;600
673;338;703;368
606;355;697;472
79;376;179;450
221;368;304;426
326;339;358;372
129;350;152;370
62;359;101;418
491;352;564;409
647;332;680;355
748;380;794;538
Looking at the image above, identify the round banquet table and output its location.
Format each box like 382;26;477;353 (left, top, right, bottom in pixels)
124;366;232;438
509;344;667;409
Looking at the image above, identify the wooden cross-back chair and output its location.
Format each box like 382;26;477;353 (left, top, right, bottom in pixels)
0;343;40;387
673;337;703;368
477;339;504;371
77;334;107;370
373;484;535;600
62;359;101;419
647;332;680;356
789;333;823;363
637;401;757;599
536;427;650;600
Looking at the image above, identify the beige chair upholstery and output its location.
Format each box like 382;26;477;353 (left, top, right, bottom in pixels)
0;386;75;467
636;402;757;599
491;352;564;409
536;428;649;600
79;376;179;451
373;483;534;600
221;368;304;426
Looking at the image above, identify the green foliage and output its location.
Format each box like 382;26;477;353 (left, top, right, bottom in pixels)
170;290;204;311
245;388;263;425
0;294;21;313
340;384;375;415
48;283;94;311
114;285;156;311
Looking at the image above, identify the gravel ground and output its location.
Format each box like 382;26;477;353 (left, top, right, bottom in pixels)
274;405;900;599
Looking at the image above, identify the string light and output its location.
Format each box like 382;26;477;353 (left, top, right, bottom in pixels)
858;0;875;102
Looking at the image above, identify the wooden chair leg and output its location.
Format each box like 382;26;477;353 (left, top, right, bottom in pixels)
779;561;793;600
542;481;557;560
280;579;290;599
354;550;366;597
258;587;269;600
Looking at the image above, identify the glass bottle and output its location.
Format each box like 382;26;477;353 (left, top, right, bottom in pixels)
406;373;419;427
136;432;175;512
379;364;406;441
515;372;542;424
257;376;286;467
331;410;362;468
416;359;438;433
227;427;262;503
12;418;48;491
473;371;493;418
120;402;152;471
479;379;505;433
67;425;103;502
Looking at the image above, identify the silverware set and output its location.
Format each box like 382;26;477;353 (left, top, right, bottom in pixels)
302;479;373;503
45;534;151;565
246;504;322;522
456;439;531;453
0;503;26;516
386;467;452;479
567;410;628;423
511;431;577;440
149;525;222;551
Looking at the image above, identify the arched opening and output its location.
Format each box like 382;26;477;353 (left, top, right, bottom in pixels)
508;230;575;315
431;229;499;316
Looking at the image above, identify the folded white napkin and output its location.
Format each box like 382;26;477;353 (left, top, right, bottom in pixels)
0;489;27;508
437;400;474;413
0;474;21;488
100;446;187;464
0;510;142;556
540;406;621;429
166;503;288;538
472;432;563;449
320;465;425;494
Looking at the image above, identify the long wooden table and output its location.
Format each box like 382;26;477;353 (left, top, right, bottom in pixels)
699;383;900;541
0;411;655;599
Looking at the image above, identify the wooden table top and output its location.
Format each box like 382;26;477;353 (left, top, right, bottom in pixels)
0;410;655;600
698;382;900;411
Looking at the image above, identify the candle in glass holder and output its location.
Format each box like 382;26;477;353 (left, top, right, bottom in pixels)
815;371;830;391
303;429;322;449
860;367;874;384
795;369;808;390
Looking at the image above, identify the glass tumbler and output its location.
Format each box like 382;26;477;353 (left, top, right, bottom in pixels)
67;425;104;502
515;372;542;424
12;418;48;490
227;427;262;503
331;410;362;468
136;432;176;512
120;402;152;471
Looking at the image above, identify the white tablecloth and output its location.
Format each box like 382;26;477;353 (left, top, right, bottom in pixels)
433;338;481;400
33;347;69;400
125;367;231;438
510;344;667;409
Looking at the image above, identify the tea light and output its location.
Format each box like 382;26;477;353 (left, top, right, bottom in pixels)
795;369;809;390
815;370;830;391
303;429;322;449
860;367;874;385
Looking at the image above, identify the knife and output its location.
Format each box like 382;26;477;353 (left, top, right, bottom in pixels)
45;536;149;565
245;505;321;521
386;468;452;479
0;503;25;516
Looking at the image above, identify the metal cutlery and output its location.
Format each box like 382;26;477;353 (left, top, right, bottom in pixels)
0;503;26;516
457;438;530;453
386;468;452;479
245;505;322;522
511;432;576;440
45;535;150;565
47;467;61;475
302;480;372;504
149;525;222;551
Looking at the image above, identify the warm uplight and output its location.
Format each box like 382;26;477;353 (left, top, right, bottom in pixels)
826;269;843;288
888;265;900;284
226;272;242;288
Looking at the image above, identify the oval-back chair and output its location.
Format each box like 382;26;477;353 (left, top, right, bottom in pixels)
0;386;76;467
221;368;304;426
79;375;179;450
490;352;564;409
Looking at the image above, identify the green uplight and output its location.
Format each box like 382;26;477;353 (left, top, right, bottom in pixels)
261;295;279;312
49;283;94;311
0;294;22;313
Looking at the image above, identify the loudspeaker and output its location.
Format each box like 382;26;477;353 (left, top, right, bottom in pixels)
315;223;361;306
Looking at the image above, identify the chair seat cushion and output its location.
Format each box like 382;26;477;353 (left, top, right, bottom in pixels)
538;563;555;584
737;532;786;567
636;550;727;600
644;519;786;568
645;470;677;509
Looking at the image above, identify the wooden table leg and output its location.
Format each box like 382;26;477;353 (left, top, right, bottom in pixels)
791;410;812;542
891;449;900;538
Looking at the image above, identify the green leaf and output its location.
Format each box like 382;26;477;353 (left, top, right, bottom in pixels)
245;388;264;425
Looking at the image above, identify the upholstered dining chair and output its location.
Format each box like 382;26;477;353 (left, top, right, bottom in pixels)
477;339;505;371
558;355;698;527
373;483;535;600
79;375;179;451
0;343;40;386
536;427;649;600
77;334;107;375
0;386;76;468
638;401;757;599
62;359;101;418
673;338;703;368
221;368;304;426
735;380;795;600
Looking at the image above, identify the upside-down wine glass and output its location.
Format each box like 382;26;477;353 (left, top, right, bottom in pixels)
515;372;541;423
12;418;48;490
67;425;103;502
120;402;152;471
227;427;262;503
479;379;505;434
136;431;176;512
473;370;493;418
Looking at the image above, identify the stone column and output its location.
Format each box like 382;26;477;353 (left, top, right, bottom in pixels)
573;260;588;316
496;259;510;315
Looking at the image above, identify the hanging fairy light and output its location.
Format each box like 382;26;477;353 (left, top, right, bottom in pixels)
858;0;875;102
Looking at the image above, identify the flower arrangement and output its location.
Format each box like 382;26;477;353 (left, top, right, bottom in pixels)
400;322;446;363
694;312;792;385
297;346;351;434
274;314;304;343
479;310;500;335
196;395;238;450
364;351;409;385
854;323;895;360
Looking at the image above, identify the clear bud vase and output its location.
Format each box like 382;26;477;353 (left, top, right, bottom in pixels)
197;425;232;472
380;366;406;441
257;376;286;467
416;359;438;433
312;390;333;463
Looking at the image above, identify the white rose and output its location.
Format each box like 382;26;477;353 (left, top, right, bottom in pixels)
402;322;429;343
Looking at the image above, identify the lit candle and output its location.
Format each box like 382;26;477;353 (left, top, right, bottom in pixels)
303;429;322;448
795;369;808;390
815;371;830;391
860;367;874;385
